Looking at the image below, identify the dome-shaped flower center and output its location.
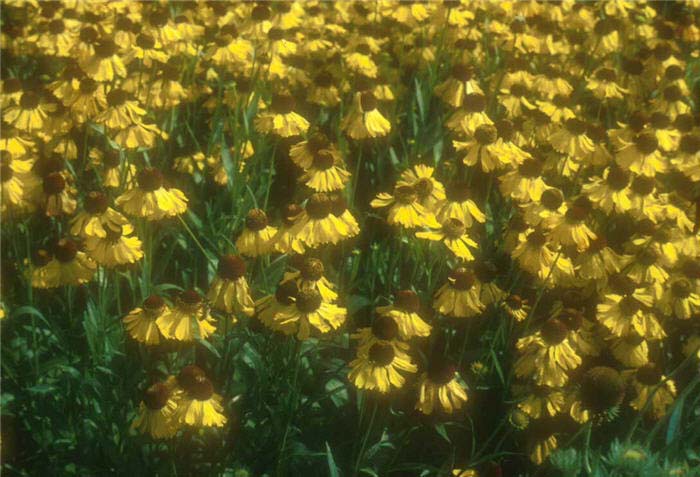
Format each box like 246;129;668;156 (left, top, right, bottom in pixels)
306;193;332;219
565;118;587;136
137;168;163;192
619;296;641;316
526;229;547;247
178;364;206;390
143;382;171;410
587;236;608;253
251;4;271;21
631;175;655;196
218;254;246;280
394;290;420;313
306;134;330;154
94;39;117;58
672;279;692;299
427;358;456;385
637;248;657;267
360;91;378;111
282;203;302;226
54;238;78;263
189;376;214;401
20;92;40;109
267;28;284;41
636;364;662;385
314;71;333;88
565;196;592;222
43;172;66;195
518;159;542;178
48;19;65;35
136;33;156;49
664;64;684;81
650;112;670;130
413;178;434;200
296;288;322;313
372;315;399;340
143;294;165;313
271;94;295;115
540;189;563;211
474;124;497;145
300;258;324;281
680;134;700;155
442;218;466;238
84;191;109;214
560;308;584;331
312;150;335;170
3;78;22;95
79;26;98;44
106;88;128;107
506;294;523;310
32;248;53;266
463;93;486;112
275;280;299;305
540;318;568;345
451;63;473;82
394;185;417;205
450;267;475;290
595;68;617;82
681;260;700;280
580;366;624;413
181;289;202;306
606;166;629;190
245;208;268;231
628;112;648;132
509;83;528;98
495;119;515;141
368;343;395;366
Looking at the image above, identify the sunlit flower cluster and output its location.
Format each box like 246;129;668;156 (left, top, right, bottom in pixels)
2;0;700;472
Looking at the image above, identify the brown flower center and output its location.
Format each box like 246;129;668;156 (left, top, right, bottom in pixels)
636;364;662;385
672;279;692;299
20;92;40;109
427;358;456;385
296;288;322;313
218;254;246;280
143;294;165;312
606;166;629;190
137;168;163;192
394;290;420;313
451;267;475;290
372;315;399;340
312;150;335;170
275;280;298;305
271;94;295;115
580;366;624;413
463;93;486;112
143;382;171;410
442;218;466;238
300;257;324;281
518;159;542;178
474;124;497;145
54;238;78;263
540;189;563;211
368;343;395;366
360;91;378;111
540;318;568;345
306;193;332;219
394;185;417;205
43;172;66;195
451;63;473;82
245;208;269;231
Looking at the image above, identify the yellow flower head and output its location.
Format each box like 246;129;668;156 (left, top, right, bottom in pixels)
123;295;168;345
132;382;179;439
208;254;254;317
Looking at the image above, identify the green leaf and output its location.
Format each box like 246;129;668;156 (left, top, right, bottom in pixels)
434;423;451;443
325;442;340;477
666;394;685;445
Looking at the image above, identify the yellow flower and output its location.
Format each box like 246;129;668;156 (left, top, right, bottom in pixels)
376;290;431;339
3;91;56;132
615;131;667;177
297;149;351;193
173;373;226;428
548;196;597;252
628;364;677;419
348;342;417;393
453;124;513;172
254;94;309;138
396;164;446;209
85;225;143;268
416;218;478;260
445;93;492;135
597;290;665;340
1;152;40;216
517;386;565;419
207;255;254;317
549;118;595;158
123;295;168;346
255;280;298;333
658;277;700;319
586;67;628;99
283;257;338;303
291;193;354;248
415;360;468;415
499;158;548;203
433;267;485;318
514;319;582;387
80;39;127;82
582;165;633;214
132;382;179;439
235;208;278;257
40;171;77;217
610;334;649;368
267;288;346;340
570;366;625;424
341;91;391;140
70;191;130;239
371;185;440;229
156;290;216;342
116;168;188;221
272;204;306;254
351;314;404;355
30;240;96;289
434;63;483;108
